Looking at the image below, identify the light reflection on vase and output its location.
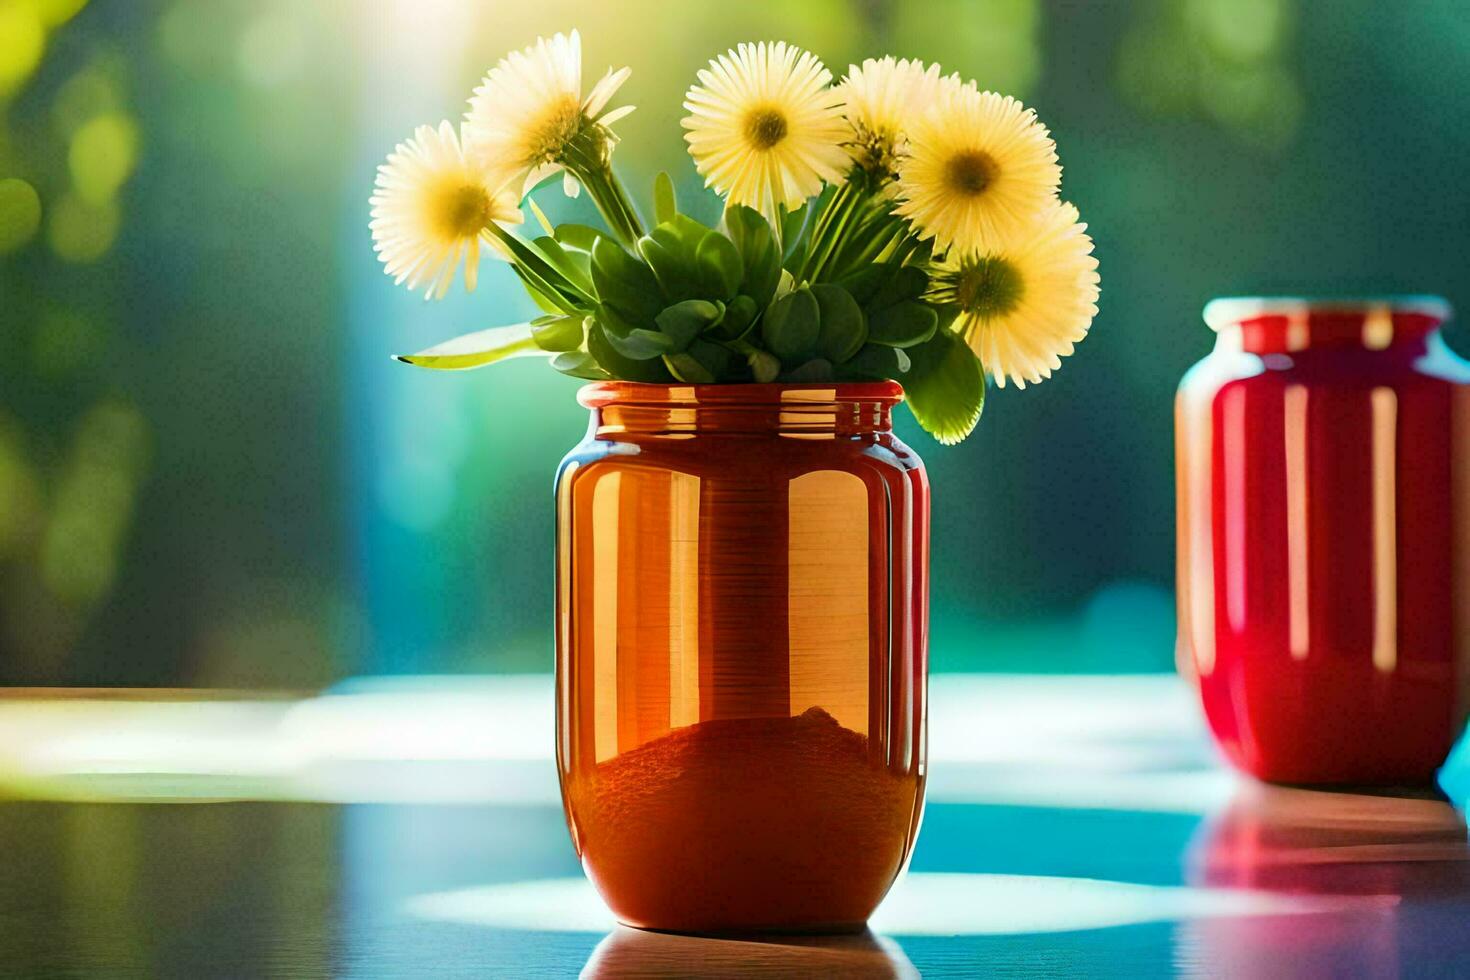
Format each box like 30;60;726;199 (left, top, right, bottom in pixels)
1176;297;1470;783
555;382;929;934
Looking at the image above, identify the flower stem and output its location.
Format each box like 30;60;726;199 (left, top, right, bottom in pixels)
804;182;875;282
796;182;853;281
562;131;645;248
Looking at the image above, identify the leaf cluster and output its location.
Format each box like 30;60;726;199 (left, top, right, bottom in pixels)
405;174;987;443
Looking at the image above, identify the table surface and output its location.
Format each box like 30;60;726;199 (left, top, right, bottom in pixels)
2;673;1469;978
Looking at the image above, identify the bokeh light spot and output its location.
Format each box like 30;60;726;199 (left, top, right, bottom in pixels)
0;1;45;96
0;177;43;254
32;0;89;27
237;10;307;89
51;61;123;138
1191;0;1284;63
890;0;1040;97
68;112;140;204
40;400;149;605
48;192;119;263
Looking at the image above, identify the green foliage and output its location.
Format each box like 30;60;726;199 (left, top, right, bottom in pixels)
903;326;985;445
529;314;586;352
762;287;820;361
400;192;989;442
653;172;678;226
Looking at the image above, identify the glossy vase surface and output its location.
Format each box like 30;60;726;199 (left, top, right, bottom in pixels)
1176;297;1470;784
554;381;929;933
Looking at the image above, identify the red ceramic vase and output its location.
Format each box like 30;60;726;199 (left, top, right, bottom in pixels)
1176;297;1470;784
554;382;929;933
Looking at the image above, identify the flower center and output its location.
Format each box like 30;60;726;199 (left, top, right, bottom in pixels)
434;183;494;240
529;95;585;161
944;150;998;197
957;256;1024;318
743;107;789;150
853;125;901;178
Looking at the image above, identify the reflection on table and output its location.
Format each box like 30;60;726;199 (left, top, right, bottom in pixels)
1;675;1468;977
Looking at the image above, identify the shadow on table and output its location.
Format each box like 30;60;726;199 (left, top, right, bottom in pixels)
580;926;917;979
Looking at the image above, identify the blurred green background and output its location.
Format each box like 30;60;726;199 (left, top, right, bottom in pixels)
0;0;1465;686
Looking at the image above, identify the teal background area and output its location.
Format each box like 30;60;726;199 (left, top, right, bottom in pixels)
1;0;1467;684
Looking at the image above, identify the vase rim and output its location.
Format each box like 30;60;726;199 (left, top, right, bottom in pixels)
1203;295;1452;331
577;380;906;410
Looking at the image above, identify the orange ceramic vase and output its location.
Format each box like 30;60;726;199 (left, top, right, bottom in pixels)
554;382;929;934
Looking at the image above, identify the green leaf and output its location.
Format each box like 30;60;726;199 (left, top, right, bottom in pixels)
838;343;911;381
871;265;928;309
587;319;673;382
723;206;781;307
761;287;820;361
551;351;611;380
395;323;544;371
811;284;867;363
655;299;723;349
663;351;714;383
903;327;985;445
747;348;780;383
531;236;594;300
688;339;735;380
653;213;710;249
653;172;678;225
610;327;681;359
529;314;586;352
491;229;581;306
591;237;661;321
778;199;812;262
554;223;605;253
838;265;888;306
637;235;700;303
662;340;731;383
782;358;834;382
523;282;568;316
866;301;938;348
595;304;676;360
714;293;759;341
695;232;743;300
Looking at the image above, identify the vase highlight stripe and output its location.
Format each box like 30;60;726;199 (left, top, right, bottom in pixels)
669;471;701;730
1456;391;1470;725
1370;387;1398;674
1284;384;1311;660
787;469;869;733
623;470;673;749
593;472;622;762
1222;387;1250;637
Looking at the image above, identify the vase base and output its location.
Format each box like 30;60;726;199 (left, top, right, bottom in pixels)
1251;773;1444;793
619;920;870;938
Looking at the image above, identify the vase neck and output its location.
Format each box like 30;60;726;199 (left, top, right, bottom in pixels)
578;382;901;438
1203;297;1451;355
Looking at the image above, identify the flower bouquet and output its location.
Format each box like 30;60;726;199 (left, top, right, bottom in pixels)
368;29;1100;934
371;30;1099;444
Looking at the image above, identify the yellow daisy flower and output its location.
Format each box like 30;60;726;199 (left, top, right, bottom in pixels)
896;82;1061;253
928;200;1099;388
681;41;849;223
370;121;523;300
462;29;634;198
838;56;943;180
